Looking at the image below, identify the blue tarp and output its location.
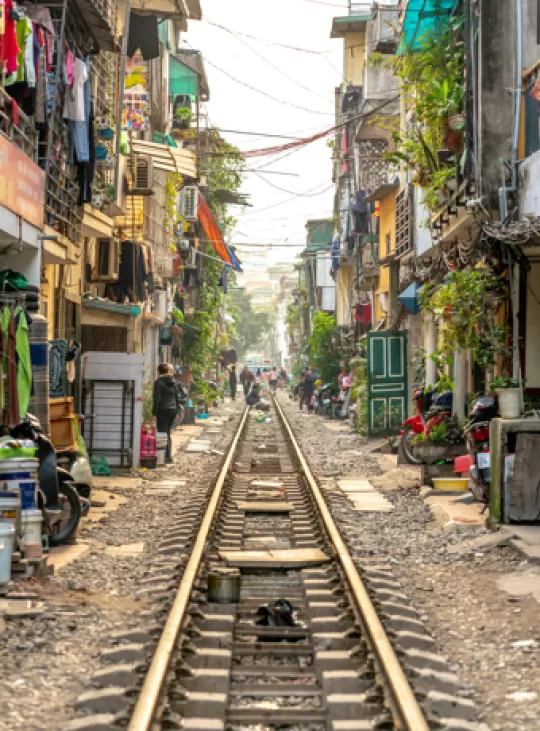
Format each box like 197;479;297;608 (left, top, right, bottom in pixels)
398;0;459;53
398;282;422;314
226;244;243;273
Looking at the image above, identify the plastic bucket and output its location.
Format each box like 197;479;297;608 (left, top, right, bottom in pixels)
20;509;43;549
0;523;14;584
0;459;38;509
156;433;167;466
0;491;19;535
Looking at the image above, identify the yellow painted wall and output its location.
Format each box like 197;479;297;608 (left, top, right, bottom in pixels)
343;31;366;86
40;265;56;341
336;264;353;326
375;193;397;321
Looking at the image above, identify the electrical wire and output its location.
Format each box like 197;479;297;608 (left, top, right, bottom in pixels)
204;19;334;56
188;47;335;117
236;183;334;217
205;22;335;104
253;170;328;195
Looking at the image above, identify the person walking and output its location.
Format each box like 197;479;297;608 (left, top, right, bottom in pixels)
153;363;180;464
300;367;315;412
269;366;278;393
229;364;237;400
240;365;254;396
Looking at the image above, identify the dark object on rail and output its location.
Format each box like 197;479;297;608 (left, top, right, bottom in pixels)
256;599;300;642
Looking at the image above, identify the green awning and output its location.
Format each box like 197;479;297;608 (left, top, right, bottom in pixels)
398;0;459;53
169;55;198;97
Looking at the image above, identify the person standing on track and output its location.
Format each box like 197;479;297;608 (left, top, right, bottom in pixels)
153;363;180;463
229;364;237;400
240;365;254;396
300;367;315;412
269;366;278;393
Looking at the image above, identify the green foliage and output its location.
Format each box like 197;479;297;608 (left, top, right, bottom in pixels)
203;127;245;237
419;268;509;370
308;312;341;384
490;376;520;391
227;288;270;358
142;382;154;425
351;357;368;435
382;12;465;216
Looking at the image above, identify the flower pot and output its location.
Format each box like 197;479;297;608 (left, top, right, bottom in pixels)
415;443;465;465
496;388;521;419
442;121;464;154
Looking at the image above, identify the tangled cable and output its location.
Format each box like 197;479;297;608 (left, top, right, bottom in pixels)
483;216;540;246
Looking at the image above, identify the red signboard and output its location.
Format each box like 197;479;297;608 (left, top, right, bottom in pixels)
0;135;44;229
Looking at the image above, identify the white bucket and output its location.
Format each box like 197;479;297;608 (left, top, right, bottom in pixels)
497;388;521;419
0;491;20;536
20;509;43;549
0;523;14;584
0;459;38;510
156;432;168;466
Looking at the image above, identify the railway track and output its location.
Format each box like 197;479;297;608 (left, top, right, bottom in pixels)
71;398;482;731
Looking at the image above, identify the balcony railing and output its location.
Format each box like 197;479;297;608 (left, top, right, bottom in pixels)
0;87;38;162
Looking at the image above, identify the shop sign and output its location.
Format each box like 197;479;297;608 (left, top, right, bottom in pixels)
0;135;44;229
123;52;150;131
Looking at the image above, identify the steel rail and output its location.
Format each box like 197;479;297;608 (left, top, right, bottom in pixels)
128;407;250;731
273;396;430;731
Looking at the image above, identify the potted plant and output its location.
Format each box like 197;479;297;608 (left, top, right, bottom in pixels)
490;376;521;419
173;106;192;131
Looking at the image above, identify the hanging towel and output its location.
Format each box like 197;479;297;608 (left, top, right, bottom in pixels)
15;307;32;419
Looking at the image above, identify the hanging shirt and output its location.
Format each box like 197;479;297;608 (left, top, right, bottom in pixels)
0;0;21;75
24;23;36;88
63;57;87;121
5;16;32;86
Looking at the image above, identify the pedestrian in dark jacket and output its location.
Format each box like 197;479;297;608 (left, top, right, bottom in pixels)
229;365;237;400
239;365;254;396
300;367;315;412
153;363;179;463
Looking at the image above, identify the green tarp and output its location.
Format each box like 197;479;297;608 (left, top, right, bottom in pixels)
169;55;197;97
398;0;459;53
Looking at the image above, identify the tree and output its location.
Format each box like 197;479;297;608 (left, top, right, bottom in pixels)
308;311;341;383
227;288;269;358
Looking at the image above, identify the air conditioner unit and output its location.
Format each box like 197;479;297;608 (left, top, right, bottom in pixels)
92;238;119;281
182;247;197;268
130;155;154;195
179;185;198;220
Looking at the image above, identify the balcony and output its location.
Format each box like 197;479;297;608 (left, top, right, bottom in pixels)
0;88;37;162
78;0;117;50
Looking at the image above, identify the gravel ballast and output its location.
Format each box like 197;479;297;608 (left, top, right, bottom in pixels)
278;393;540;731
0;402;243;731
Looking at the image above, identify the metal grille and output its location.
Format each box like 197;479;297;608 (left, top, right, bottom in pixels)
357;139;388;190
395;187;413;257
0;87;37;160
83;379;135;468
41;0;94;243
91;51;116;198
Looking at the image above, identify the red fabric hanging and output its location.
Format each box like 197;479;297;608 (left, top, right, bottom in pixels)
197;194;232;266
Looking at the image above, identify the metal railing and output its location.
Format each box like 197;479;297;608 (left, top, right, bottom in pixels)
0;87;38;162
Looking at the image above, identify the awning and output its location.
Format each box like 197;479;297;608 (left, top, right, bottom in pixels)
171;51;209;100
398;282;422;314
197;194;233;266
365;183;399;202
398;0;459;53
83;299;141;317
130;139;197;178
130;0;188;22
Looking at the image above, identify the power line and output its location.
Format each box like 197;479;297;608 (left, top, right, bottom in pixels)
218;129;305;140
184;44;335;117
204;18;334;55
208;21;335;104
237;183;334;217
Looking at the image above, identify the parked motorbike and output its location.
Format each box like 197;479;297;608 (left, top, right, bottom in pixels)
400;385;453;464
464;394;499;503
314;384;337;417
10;415;82;546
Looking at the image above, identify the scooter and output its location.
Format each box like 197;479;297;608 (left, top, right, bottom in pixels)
10;415;82;546
314;384;336;417
400;385;453;464
464;394;499;503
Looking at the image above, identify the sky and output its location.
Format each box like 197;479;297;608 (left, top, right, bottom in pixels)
185;0;344;283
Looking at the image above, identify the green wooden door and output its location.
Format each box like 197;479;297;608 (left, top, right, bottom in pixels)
367;330;408;436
